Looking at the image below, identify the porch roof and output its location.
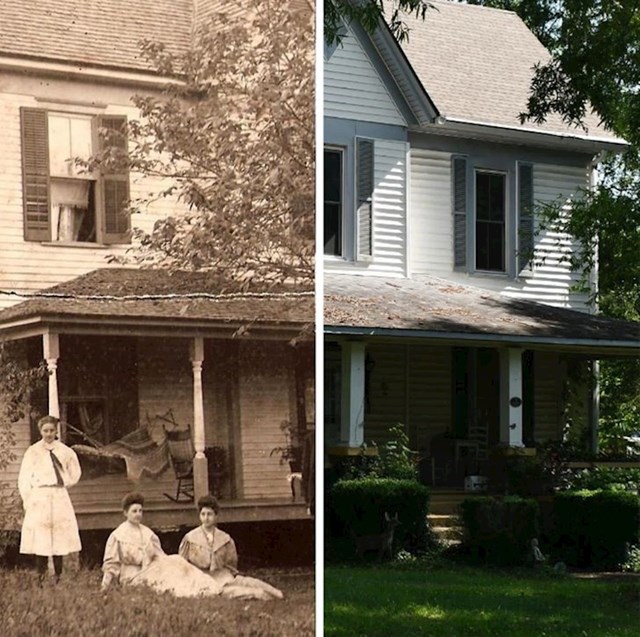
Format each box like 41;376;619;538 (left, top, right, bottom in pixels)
0;268;313;338
325;274;639;356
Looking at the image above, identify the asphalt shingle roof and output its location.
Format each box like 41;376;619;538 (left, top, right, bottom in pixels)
325;274;640;346
0;269;313;328
0;0;192;72
392;0;615;139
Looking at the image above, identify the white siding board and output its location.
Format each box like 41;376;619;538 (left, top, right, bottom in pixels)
325;28;406;125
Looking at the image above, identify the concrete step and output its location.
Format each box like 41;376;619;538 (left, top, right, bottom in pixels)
427;514;460;528
431;525;464;542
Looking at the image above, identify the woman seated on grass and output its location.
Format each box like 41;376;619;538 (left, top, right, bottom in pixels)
101;492;281;599
179;494;283;599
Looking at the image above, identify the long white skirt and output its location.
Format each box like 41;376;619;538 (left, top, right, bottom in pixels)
20;486;81;556
129;555;283;600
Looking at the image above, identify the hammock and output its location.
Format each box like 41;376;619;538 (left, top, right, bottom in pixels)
72;428;170;481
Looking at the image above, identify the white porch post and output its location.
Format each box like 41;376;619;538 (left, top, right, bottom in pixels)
499;347;524;447
340;341;366;447
190;337;209;500
43;332;60;434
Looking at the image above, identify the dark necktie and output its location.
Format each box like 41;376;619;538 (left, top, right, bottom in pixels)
49;450;64;486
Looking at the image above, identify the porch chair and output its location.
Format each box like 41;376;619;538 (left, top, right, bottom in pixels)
163;426;195;503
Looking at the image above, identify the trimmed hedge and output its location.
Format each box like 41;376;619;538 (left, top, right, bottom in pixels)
460;496;540;565
329;478;430;555
551;490;640;569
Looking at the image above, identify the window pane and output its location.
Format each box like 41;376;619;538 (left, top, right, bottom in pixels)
324;149;342;256
49;114;92;178
475;172;506;271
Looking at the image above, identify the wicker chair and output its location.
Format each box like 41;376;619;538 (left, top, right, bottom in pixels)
163;426;195;502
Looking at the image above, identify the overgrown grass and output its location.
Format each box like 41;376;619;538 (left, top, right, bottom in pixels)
0;566;314;636
325;564;639;636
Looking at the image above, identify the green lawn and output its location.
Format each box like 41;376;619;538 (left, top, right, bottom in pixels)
325;565;639;636
0;567;314;637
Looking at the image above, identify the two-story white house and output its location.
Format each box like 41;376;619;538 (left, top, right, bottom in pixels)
0;0;314;531
324;1;639;484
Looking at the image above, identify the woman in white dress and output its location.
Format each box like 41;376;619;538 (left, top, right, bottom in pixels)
18;415;82;582
179;494;283;599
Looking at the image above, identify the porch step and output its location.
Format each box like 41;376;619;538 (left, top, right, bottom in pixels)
429;514;464;544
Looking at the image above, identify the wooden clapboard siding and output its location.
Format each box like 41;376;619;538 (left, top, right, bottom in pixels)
325;26;406;126
237;342;295;500
407;345;452;453
533;351;563;442
409;148;452;275
0;77;181;310
0;418;31;495
364;343;408;442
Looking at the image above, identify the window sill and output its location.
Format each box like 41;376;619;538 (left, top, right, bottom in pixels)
40;241;129;249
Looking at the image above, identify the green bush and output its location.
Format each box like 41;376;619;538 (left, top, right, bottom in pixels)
551;490;640;569
460;496;540;566
329;478;430;556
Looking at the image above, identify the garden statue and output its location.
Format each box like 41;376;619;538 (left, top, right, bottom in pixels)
530;538;546;565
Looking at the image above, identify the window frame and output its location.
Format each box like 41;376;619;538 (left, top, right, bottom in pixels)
20;106;131;246
473;168;508;274
324;145;345;258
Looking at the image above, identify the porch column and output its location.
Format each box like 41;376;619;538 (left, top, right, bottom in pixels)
340;341;366;447
190;337;209;500
590;360;600;455
43;332;60;433
499;347;524;447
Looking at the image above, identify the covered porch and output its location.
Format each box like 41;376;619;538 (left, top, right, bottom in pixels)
324;274;639;489
0;269;314;528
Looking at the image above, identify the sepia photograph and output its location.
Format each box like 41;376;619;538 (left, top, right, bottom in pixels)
0;1;314;635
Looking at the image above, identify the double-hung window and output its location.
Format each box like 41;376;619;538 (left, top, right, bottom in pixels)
21;107;130;244
453;156;533;276
324;147;344;256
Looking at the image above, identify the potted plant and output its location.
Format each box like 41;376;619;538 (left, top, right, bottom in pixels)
270;419;303;473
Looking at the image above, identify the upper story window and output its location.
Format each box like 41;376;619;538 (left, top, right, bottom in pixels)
452;156;533;277
324;139;374;261
324;147;343;256
475;171;506;272
20;107;130;245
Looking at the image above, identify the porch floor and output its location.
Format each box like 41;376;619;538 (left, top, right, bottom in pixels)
70;472;309;530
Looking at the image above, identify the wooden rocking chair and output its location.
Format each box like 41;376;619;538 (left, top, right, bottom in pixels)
163;426;195;503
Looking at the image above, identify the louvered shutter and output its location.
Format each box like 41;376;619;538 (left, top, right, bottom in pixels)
452;156;467;268
356;138;374;261
518;163;534;272
96;115;130;244
20;108;50;241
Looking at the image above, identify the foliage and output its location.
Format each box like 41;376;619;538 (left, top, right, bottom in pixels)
0;567;314;637
325;564;640;636
460;496;540;566
622;544;640;574
551;490;640;570
270;419;304;469
325;0;431;44
475;0;640;453
329;478;430;556
90;0;314;291
564;467;640;493
0;341;48;557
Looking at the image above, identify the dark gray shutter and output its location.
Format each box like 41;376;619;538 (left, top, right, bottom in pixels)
356;138;374;261
20;108;50;241
452;156;467;268
518;163;534;271
97;115;130;244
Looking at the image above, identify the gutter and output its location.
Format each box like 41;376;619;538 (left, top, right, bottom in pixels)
419;115;628;154
324;324;640;355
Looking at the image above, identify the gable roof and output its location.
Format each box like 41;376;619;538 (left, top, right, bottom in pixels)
0;269;313;337
380;0;625;148
325;274;640;356
0;0;192;73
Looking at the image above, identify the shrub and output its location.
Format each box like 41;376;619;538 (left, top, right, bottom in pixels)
460;496;540;566
563;467;640;492
551;490;640;569
329;478;430;556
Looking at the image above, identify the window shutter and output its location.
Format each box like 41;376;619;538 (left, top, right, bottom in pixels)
518;163;534;272
20;108;50;241
452;156;467;268
356;138;374;261
96;115;130;244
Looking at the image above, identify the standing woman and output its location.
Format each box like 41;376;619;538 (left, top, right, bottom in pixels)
18;415;82;582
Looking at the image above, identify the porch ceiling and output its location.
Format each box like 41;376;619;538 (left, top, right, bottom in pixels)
325;274;639;357
0;268;314;339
